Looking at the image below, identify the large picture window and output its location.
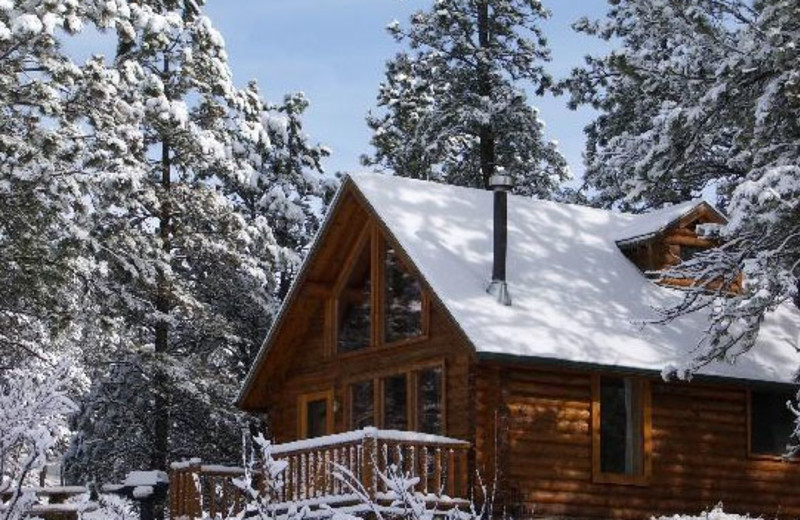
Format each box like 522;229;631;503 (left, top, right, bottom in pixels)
347;365;444;434
750;389;796;457
335;227;427;354
592;375;651;485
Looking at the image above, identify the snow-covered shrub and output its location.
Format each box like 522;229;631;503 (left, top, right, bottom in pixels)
225;433;302;520
0;362;78;520
653;505;755;520
332;459;486;520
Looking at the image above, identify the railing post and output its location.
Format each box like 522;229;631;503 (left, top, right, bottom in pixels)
185;460;202;518
362;430;376;501
446;448;456;497
433;447;442;495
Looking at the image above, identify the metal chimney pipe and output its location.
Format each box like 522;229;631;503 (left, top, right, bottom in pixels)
487;174;513;306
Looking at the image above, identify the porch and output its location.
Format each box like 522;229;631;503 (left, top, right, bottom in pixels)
170;428;471;518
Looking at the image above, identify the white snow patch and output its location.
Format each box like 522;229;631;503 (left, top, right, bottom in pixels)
12;14;43;36
132;486;153;498
123;470;168;487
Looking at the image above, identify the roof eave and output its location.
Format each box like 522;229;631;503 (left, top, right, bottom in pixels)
476;351;795;389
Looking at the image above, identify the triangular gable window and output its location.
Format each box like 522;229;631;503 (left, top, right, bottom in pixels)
337;236;372;353
384;244;423;344
334;227;427;354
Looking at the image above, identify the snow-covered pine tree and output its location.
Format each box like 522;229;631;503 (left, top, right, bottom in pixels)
560;0;799;373
0;0;130;370
245;91;333;301
363;0;568;197
63;0;280;483
217;85;334;376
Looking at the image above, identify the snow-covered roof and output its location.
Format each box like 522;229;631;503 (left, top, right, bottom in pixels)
348;173;800;384
613;199;723;246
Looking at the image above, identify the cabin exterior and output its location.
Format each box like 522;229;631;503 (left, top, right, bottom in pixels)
238;174;800;519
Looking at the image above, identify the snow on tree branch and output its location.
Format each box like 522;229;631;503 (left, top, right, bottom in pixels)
0;361;78;520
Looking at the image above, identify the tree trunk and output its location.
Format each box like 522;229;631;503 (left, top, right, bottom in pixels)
477;0;495;190
152;56;172;506
152;134;171;473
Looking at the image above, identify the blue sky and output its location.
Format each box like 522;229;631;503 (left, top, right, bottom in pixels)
203;1;611;182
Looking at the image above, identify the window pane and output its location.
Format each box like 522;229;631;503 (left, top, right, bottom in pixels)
384;245;423;343
600;377;643;475
350;381;375;430
751;391;795;456
338;238;371;352
306;399;328;439
382;374;408;431
680;246;704;262
418;368;443;434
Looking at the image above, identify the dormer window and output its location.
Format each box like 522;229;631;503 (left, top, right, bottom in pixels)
334;226;427;354
679;245;704;263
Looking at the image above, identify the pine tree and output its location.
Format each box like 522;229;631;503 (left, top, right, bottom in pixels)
63;0;278;483
363;0;568;197
0;0;133;371
213;84;334;377
561;0;799;374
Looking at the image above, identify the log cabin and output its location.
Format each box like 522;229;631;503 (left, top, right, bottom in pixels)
236;173;800;519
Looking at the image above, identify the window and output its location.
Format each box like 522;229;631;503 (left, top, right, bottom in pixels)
347;365;444;434
680;245;704;262
417;367;443;434
592;376;651;484
334;227;426;354
384;245;423;343
750;390;796;457
350;380;375;429
298;390;333;439
337;237;371;353
382;374;408;430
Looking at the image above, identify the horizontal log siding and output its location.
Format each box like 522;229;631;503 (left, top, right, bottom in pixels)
484;362;800;519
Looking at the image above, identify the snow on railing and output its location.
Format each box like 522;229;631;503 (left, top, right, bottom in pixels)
270;427;470;455
168;428;471;518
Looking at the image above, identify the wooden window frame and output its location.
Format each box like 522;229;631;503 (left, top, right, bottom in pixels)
591;374;652;486
344;360;446;434
330;224;430;357
297;389;335;440
746;388;799;462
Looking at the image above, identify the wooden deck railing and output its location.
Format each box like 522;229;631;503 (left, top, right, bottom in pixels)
271;428;471;504
169;460;247;519
170;428;471;518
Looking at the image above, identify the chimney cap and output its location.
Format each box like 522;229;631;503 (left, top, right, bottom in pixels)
489;175;514;190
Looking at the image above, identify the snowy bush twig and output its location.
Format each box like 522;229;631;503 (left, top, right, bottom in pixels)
0;361;78;520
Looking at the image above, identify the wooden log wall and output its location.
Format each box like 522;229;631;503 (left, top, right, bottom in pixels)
479;361;800;519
